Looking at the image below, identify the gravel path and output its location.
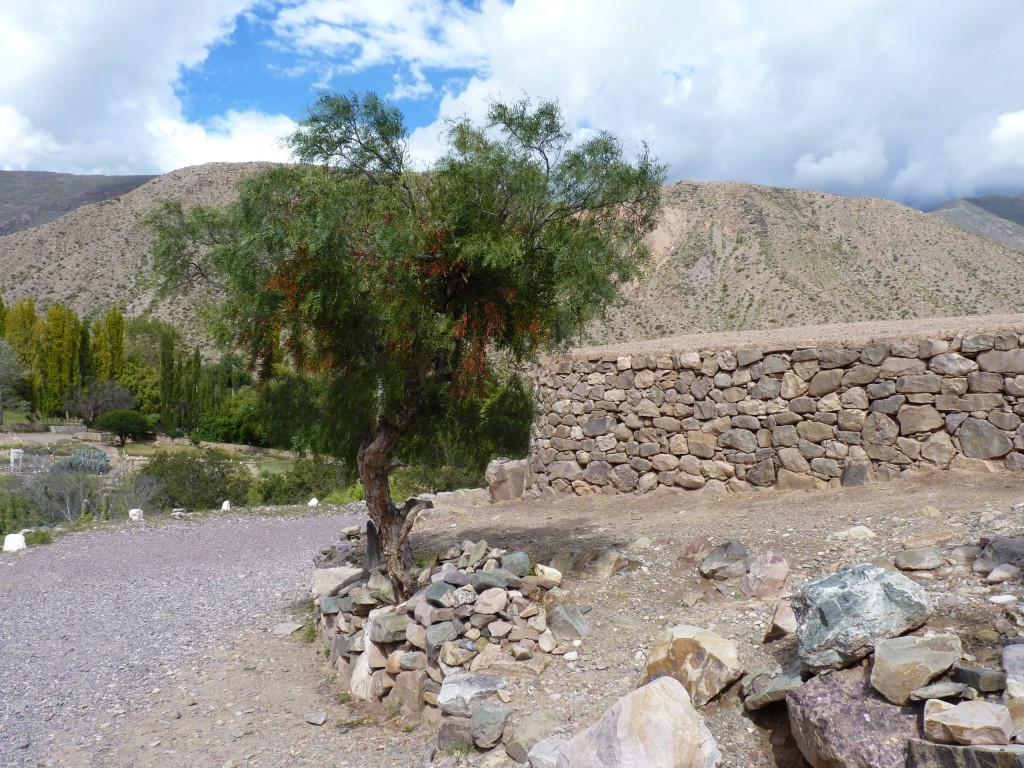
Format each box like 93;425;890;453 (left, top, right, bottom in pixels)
0;509;362;767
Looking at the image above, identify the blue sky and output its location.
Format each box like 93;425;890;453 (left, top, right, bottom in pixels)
2;0;1024;209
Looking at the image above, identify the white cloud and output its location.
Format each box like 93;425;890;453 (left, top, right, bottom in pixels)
267;0;1024;207
0;0;290;174
150;110;296;170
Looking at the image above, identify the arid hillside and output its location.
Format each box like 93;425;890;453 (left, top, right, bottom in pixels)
929;193;1024;252
589;181;1024;344
2;165;1024;348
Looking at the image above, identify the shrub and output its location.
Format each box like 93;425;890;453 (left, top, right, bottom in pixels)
22;470;103;523
250;456;349;505
23;529;53;546
140;448;252;511
55;448;110;474
92;409;151;447
0;490;40;536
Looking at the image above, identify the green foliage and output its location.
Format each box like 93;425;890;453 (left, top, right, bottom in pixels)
92;306;125;383
150;92;662;471
40;303;82;415
0;490;40;536
251;456;349;505
23;529;53;546
92;409;151;446
322;484;365;505
140;448;252;511
0;338;27;425
55;448;110;474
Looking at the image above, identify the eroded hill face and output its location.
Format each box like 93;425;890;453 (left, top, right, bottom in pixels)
2;165;1024;349
587;181;1024;344
929;194;1024;252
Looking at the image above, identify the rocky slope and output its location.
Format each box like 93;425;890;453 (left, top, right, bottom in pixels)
930;194;1024;252
591;181;1024;344
3;165;1024;349
0;170;155;236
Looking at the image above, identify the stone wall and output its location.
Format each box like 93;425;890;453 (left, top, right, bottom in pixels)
530;317;1024;495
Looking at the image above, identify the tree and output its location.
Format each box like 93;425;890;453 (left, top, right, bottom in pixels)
68;381;138;425
92;409;151;447
4;298;43;413
92;306;125;382
0;338;27;424
40;303;81;416
150;92;665;595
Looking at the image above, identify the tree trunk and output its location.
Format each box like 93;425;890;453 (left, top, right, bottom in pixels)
358;422;415;598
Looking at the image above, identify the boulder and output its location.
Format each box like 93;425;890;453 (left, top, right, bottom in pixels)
486;458;531;503
547;604;589;642
2;533;27;552
739;552;789;598
793;563;932;672
555;677;720;768
787;667;920;768
743;665;804;711
643;624;743;706
472;701;514;749
367;612;411;644
923;699;1013;746
974;537;1024;576
870;633;962;705
959;418;1014;459
504;709;562;763
698;539;749;579
437;672;506;717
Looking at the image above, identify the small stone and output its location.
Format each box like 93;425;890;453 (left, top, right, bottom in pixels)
763;601;798;643
830;525;877;541
894;547;946;571
698;539;749;580
474;588;509;615
547;604;589;642
988;564;1022;584
534;564;562;585
472;701;514;749
305;711;327;726
952;663;1007;693
870;633;962;705
500;552;532;578
437;672;507;717
643;624;743;707
272;622;304;636
909;682;969;701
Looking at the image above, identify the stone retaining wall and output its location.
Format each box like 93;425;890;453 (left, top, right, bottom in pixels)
530;318;1024;495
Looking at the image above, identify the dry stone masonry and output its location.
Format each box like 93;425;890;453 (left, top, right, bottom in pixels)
530;323;1024;496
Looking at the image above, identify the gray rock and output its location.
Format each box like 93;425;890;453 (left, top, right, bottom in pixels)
1002;644;1024;686
974;537;1024;575
367;612;411;644
787;667;920;768
698;539;749;580
503;709;562;763
437;715;473;751
425;581;456;607
720;428;758;453
471;569;521;591
793;562;932;672
743;664;804;711
528;737;570;768
951;663;1007;693
555;677;720;768
437;672;506;717
909;682;969;701
894;546;946;571
500;551;532;578
547;604;589;641
425;621;459;659
924;699;1013;745
906;739;1024;768
472;701;514;749
870;633;962;705
960;418;1014;459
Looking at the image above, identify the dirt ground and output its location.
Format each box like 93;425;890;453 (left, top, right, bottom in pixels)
45;466;1024;768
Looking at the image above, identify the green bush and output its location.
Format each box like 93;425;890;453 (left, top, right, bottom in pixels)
93;409;151;447
23;529;53;546
250;456;349;505
0;492;40;536
55;448;110;474
140;448;252;511
322;484;365;505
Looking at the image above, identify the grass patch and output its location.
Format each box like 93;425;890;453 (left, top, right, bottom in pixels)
23;529;53;546
291;597;318;644
253;458;295;476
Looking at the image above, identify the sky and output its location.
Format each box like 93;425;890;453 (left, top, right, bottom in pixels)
2;1;1023;209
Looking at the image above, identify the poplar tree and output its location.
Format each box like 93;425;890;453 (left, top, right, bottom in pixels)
41;303;81;416
4;298;44;414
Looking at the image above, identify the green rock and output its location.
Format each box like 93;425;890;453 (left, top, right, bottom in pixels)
952;663;1007;692
425;581;456;607
368;613;410;644
501;551;532;578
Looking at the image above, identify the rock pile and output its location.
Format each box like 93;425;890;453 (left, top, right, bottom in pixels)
529;330;1024;497
312;528;590;758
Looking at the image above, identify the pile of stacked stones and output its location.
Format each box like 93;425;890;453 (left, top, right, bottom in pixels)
530;330;1024;496
311;529;589;755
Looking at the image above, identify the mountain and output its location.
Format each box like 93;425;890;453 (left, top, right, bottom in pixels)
928;193;1024;252
589;181;1024;344
0;163;267;342
2;164;1023;349
0;170;156;236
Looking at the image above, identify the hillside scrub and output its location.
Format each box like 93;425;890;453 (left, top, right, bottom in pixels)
140;448;252;511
